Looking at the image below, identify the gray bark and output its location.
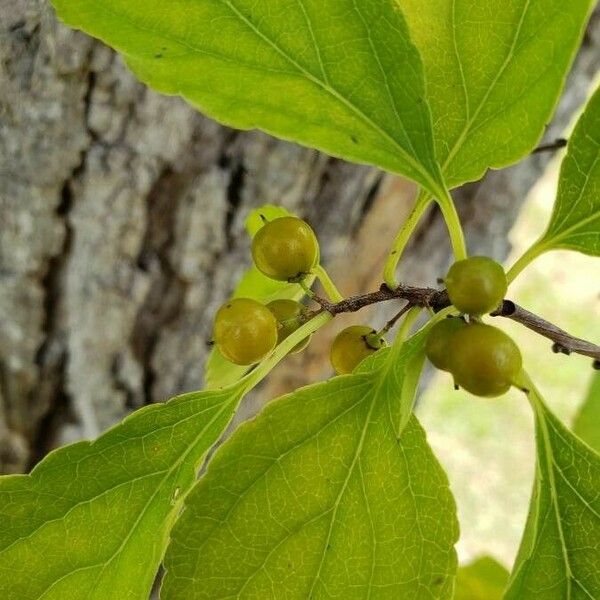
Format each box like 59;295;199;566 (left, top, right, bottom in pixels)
0;1;598;474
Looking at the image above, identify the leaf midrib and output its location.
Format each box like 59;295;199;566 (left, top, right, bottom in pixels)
441;0;531;173
219;0;437;189
306;353;426;597
306;373;381;597
534;400;574;595
532;401;599;599
294;0;328;84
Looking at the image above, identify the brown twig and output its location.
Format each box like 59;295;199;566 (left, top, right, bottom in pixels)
304;284;600;365
532;138;568;154
380;302;414;334
491;300;600;362
307;283;448;317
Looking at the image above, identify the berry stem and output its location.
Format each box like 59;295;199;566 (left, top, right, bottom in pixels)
383;190;433;290
313;264;344;302
378;302;414;335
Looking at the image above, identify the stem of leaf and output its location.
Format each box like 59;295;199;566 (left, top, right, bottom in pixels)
383;190;433;290
436;187;468;261
313;264;344;302
378;302;413;336
396;306;422;342
506;242;547;283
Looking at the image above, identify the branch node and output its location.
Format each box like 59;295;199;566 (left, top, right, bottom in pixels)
552;342;571;355
491;299;515;317
532;138;568;154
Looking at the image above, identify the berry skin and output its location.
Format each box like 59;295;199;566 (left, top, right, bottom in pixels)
448;323;522;397
266;299;311;353
252;216;319;281
330;325;385;375
214;298;278;366
425;317;466;372
445;256;507;315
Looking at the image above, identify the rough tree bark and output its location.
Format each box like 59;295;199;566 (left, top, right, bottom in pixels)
0;1;598;474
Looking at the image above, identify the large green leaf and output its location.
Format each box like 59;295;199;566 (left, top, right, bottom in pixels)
0;385;246;600
573;373;600;453
162;328;459;599
536;85;600;256
399;0;594;189
51;0;446;198
454;556;509;600
0;312;331;600
205;205;311;390
505;387;600;599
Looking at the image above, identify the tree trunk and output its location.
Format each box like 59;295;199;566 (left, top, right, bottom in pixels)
1;1;598;474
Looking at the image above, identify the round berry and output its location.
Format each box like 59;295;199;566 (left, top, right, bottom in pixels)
252;216;319;281
266;299;311;353
448;323;522;397
425;317;466;372
213;298;278;365
330;325;385;375
445;256;507;315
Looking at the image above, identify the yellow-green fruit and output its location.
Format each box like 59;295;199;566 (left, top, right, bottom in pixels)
445;256;507;315
214;298;278;365
330;325;384;375
448;323;522;397
252;216;319;281
425;317;467;372
266;299;312;353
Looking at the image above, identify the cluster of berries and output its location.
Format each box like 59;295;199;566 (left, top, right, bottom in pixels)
213;215;522;396
213;216;317;366
426;257;522;397
212;215;385;375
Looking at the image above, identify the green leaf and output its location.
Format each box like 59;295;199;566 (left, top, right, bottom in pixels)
205;205;311;390
536;85;600;256
505;387;600;599
51;0;446;198
573;373;600;453
162;328;459;599
399;0;595;189
0;383;247;600
454;556;509;600
0;311;331;600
